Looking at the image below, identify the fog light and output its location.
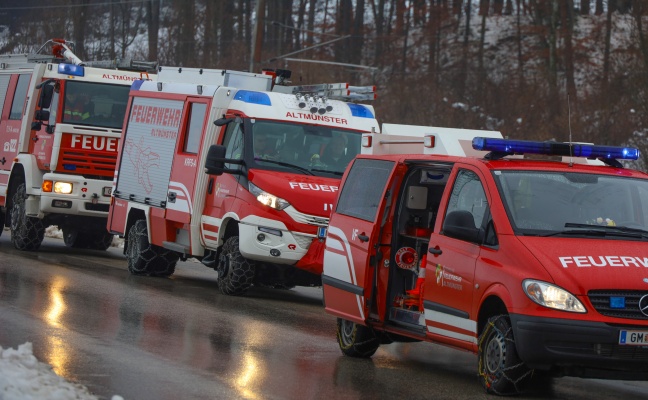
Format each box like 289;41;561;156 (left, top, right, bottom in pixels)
53;181;73;194
270;249;281;257
257;233;266;242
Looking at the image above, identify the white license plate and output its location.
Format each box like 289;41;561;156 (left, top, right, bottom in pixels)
103;186;112;196
619;330;648;345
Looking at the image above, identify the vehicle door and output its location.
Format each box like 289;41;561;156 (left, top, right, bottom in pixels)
0;74;30;174
201;118;244;249
166;98;210;227
424;166;492;346
323;158;397;324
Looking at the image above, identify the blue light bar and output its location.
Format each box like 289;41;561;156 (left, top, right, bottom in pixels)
472;137;639;160
58;63;85;77
63;164;77;171
234;90;271;106
348;103;374;119
131;79;145;91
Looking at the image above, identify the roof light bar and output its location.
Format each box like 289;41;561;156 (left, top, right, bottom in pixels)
234;90;271;106
58;63;85;77
472;137;639;161
348;103;374;119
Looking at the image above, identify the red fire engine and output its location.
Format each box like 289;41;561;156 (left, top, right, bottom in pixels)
107;67;378;295
0;39;155;251
323;126;648;394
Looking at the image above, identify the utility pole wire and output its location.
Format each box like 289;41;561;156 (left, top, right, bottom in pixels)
0;0;154;10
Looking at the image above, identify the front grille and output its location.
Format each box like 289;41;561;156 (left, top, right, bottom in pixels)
293;233;314;249
284;207;329;227
57;148;117;178
588;290;648;320
547;341;648;361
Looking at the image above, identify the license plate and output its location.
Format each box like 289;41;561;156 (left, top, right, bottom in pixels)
317;226;327;239
103;186;112;196
619;330;648;345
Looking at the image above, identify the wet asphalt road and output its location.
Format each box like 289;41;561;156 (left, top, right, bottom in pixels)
1;232;647;400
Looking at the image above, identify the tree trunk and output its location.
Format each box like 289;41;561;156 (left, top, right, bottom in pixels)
146;0;159;62
562;0;577;106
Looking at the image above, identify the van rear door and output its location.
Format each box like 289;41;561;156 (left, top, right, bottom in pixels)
323;158;397;324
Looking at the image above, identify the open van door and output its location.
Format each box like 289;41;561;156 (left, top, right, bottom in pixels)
322;158;397;324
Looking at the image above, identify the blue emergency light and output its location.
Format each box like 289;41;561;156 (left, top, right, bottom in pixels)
58;63;85;77
472;137;639;161
348;103;374;119
234;90;271;106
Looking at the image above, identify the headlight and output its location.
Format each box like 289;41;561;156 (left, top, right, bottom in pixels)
53;181;73;194
522;279;587;313
248;182;290;210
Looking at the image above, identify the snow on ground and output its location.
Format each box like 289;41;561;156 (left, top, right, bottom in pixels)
0;343;122;400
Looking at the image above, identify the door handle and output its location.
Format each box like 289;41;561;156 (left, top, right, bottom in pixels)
358;233;369;242
167;191;177;202
428;247;442;255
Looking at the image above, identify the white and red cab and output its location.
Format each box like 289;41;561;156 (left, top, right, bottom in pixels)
0;39;155;251
107;67;379;294
323;126;648;394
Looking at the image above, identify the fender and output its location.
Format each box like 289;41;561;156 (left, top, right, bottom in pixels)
216;212;242;245
477;282;514;315
9;154;45;196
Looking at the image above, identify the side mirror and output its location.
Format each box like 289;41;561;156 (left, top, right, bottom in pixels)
38;84;54;109
31;121;42;131
204;144;245;176
442;210;481;243
213;117;235;127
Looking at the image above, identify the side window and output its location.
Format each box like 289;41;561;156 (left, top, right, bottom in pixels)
446;169;489;229
9;74;30;120
183;103;207;154
0;75;10;116
336;159;395;222
222;122;244;169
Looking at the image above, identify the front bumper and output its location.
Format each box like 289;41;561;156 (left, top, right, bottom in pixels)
39;173;112;217
511;313;648;379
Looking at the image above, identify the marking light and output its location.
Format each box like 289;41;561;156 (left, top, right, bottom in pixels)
473;137;639;161
348;103;374;119
58;63;85;77
234;90;271;106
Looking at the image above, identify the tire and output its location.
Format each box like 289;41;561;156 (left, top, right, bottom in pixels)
216;236;255;296
478;315;534;395
0;210;5;238
63;228;114;251
126;220;178;277
336;318;380;358
10;183;45;251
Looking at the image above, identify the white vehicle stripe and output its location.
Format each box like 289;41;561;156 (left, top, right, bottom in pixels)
168;181;192;213
427;326;478;344
325;225;364;320
424;309;477;334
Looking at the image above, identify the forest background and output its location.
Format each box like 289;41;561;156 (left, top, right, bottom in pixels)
1;0;648;168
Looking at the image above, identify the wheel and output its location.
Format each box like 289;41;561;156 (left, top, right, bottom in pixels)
87;230;114;250
216;236;255;296
126;220;178;277
63;228;113;250
478;315;534;395
10;183;44;251
336;318;380;358
0;210;5;238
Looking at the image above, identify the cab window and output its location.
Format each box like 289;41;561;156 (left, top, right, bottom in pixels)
9;74;30;120
336;159;394;221
183;102;207;154
222;121;244;171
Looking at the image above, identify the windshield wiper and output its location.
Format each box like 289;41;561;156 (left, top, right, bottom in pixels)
254;158;315;175
539;223;648;239
310;168;344;176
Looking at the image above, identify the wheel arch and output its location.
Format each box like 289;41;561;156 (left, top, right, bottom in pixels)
477;294;508;337
218;215;239;247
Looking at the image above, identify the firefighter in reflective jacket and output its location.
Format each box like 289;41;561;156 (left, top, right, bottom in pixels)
64;91;91;121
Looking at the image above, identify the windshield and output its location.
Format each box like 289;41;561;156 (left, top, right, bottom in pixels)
62;81;131;129
246;119;363;177
493;171;648;236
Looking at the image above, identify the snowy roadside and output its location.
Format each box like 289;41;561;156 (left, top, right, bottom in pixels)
0;343;123;400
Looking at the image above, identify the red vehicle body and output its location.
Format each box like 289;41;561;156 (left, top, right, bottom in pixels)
0;39;155;251
323;130;648;394
107;67;379;295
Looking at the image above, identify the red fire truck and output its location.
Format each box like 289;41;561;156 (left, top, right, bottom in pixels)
323;127;648;394
107;67;378;295
0;39;155;251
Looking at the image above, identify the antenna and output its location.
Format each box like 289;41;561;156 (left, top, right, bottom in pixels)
567;94;573;166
